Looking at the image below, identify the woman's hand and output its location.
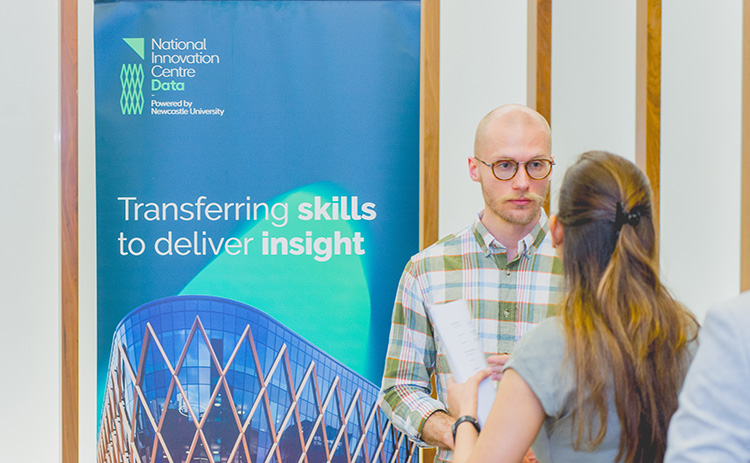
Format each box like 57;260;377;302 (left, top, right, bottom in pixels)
449;369;545;463
446;368;492;418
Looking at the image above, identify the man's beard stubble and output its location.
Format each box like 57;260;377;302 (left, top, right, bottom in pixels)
483;184;549;226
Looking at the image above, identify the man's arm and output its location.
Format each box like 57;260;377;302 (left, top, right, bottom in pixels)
380;262;446;446
665;299;750;462
391;355;511;451
420;410;454;450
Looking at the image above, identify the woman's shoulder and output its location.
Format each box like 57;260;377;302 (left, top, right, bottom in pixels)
506;316;574;417
508;317;567;368
520;316;565;347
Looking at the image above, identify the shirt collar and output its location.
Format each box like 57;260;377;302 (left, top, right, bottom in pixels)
473;209;550;258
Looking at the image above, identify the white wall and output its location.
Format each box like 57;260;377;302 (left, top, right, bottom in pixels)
0;0;62;459
438;1;638;228
438;1;529;237
660;0;743;320
549;1;638;214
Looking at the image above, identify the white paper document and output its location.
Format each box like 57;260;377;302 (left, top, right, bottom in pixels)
427;299;495;427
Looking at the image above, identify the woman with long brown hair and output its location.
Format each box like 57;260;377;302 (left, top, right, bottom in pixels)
447;151;698;463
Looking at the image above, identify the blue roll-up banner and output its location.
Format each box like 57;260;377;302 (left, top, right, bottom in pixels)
94;0;419;459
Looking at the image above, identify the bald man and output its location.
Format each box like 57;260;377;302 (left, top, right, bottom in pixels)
380;104;564;463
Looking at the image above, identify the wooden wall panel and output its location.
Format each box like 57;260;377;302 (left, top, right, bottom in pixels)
528;0;551;125
420;0;440;250
528;0;551;213
420;0;439;460
743;0;750;291
61;0;79;458
636;0;662;234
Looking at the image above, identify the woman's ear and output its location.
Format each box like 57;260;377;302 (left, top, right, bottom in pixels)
550;215;564;249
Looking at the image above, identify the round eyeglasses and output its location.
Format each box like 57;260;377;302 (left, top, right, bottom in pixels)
474;157;554;181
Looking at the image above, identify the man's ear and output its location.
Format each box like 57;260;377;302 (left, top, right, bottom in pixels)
468;156;481;182
550;215;564;248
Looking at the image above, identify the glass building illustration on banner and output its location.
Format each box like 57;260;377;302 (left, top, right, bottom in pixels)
97;296;418;463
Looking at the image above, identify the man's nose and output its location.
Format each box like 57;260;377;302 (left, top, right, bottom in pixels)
511;165;531;189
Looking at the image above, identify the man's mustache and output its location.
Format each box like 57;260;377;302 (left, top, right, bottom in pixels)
499;192;545;203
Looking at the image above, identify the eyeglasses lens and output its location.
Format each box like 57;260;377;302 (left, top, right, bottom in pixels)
525;161;551;179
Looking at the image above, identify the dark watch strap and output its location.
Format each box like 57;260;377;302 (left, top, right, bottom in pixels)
451;415;481;443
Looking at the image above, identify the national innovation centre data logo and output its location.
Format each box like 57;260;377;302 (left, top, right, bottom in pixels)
121;38;145;115
116;35;226;117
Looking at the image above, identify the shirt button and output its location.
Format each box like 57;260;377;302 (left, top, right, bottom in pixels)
505;269;511;276
504;309;510;317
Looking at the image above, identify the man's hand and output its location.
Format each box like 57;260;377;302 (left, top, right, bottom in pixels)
486;354;511;381
420;410;455;450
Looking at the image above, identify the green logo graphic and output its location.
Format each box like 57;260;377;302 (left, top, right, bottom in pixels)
123;38;145;59
120;38;145;115
120;64;144;115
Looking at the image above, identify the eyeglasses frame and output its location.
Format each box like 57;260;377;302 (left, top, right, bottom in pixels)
473;156;555;181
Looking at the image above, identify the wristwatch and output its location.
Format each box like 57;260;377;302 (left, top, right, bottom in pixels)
451;415;481;443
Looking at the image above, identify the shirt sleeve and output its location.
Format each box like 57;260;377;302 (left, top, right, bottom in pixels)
379;260;445;446
502;317;573;418
665;299;750;463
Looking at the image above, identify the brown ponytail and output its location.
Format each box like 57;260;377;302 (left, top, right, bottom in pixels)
557;151;697;463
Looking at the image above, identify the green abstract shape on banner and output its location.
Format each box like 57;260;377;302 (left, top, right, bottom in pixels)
180;184;372;376
122;37;145;60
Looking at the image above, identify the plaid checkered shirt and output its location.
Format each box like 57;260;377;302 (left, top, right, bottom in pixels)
379;211;564;463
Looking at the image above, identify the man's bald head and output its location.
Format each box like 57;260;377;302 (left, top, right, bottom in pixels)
474;104;551;157
467;104;553;240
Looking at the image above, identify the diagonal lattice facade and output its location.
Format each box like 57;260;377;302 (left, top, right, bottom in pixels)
97;295;419;463
119;63;144;115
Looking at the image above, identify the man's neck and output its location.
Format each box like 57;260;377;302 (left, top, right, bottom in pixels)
481;211;539;260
